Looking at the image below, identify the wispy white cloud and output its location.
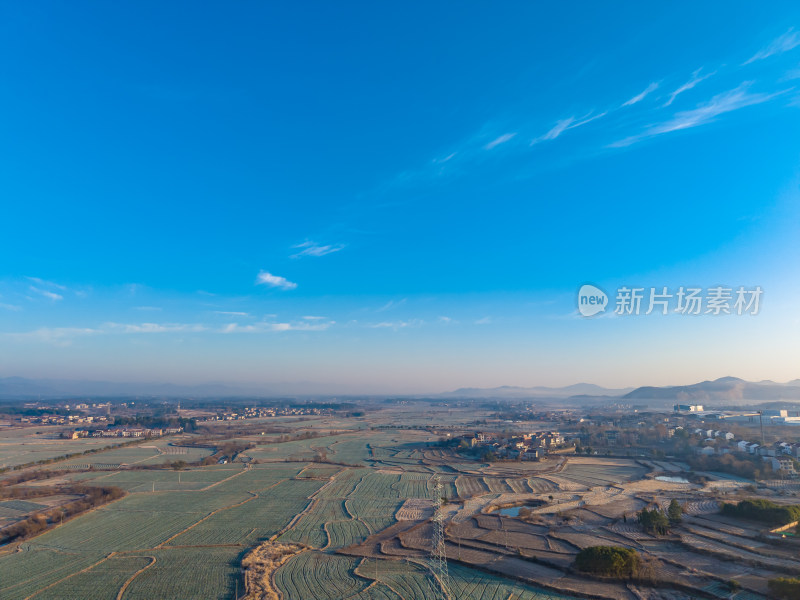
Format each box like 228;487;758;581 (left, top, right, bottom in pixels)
26;276;67;291
745;29;800;65
6;327;99;346
622;82;659;106
256;270;297;290
291;240;345;258
369;319;422;330
29;286;63;301
376;299;406;312
104;322;207;334
213;310;249;317
222;319;333;333
612;82;786;147
0;303;22;311
663;69;714;106
433;152;457;164
474;316;492;325
302;315;326;320
485;132;517;150
531;112;607;145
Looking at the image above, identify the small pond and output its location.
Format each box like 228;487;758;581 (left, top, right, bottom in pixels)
655;475;690;484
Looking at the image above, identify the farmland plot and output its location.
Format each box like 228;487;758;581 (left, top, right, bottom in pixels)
354;472;402;499
58;446;165;468
120;548;241;600
169;478;325;546
27;505;205;552
347;498;405;533
483;477;514;494
328;437;375;465
274;552;374;599
86;467;239;492
354;558;580;600
390;473;433;499
279;499;350;547
33;555;154;600
449;562;579;599
0;547;102;600
559;459;647;487
455;475;490;498
317;467;371;498
325;518;371;549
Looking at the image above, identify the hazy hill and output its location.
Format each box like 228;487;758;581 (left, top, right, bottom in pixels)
623;377;800;402
444;383;635;399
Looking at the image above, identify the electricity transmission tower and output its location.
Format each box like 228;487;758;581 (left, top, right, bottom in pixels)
430;475;451;600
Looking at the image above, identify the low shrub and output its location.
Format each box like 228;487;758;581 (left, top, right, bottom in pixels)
574;546;641;578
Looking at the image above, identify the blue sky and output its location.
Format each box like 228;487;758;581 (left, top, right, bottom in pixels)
1;2;800;393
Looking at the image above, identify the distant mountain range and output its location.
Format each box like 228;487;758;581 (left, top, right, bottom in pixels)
443;377;800;404
1;375;799;404
443;383;635;398
622;376;800;403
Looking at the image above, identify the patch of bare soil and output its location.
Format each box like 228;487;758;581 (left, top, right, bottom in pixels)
242;541;305;600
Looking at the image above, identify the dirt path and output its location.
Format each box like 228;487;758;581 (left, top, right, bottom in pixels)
23;552;117;600
115;555;156;600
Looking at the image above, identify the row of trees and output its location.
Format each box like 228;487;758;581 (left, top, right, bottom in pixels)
0;484;125;544
721;499;800;527
769;577;800;599
573;546;641;577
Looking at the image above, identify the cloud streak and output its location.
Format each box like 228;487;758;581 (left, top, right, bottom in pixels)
256;270;297;290
622;82;659;106
291;240;345;258
29;287;63;301
26;276;67;291
611;82;786;147
745;29;800;64
663;69;714;106
485;132;517;150
531;112;607;145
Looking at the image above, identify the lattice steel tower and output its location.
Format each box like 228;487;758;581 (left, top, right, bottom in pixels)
430;475;451;600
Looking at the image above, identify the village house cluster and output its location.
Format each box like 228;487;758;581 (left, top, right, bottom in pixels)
20;414;109;425
202;406;332;421
691;427;800;475
463;430;566;460
70;426;183;439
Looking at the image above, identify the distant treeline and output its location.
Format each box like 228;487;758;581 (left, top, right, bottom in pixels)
721;499;800;527
686;452;773;480
0;483;125;545
112;415;196;431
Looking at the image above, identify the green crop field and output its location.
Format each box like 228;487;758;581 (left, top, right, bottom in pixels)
33;555;154;600
274;552;375;600
119;548;242;600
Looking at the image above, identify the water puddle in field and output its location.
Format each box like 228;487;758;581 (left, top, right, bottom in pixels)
496;499;547;516
499;506;522;516
655;476;690;483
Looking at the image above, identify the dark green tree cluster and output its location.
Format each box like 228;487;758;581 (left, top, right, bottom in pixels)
720;499;800;527
768;577;800;599
573;546;641;578
637;507;670;535
667;499;683;524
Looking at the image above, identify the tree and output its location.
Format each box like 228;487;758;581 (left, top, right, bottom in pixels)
637;507;670;535
768;577;800;600
667;499;682;524
574;546;641;578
